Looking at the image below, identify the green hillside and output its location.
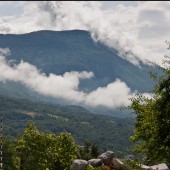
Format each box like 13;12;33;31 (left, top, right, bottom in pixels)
1;96;134;156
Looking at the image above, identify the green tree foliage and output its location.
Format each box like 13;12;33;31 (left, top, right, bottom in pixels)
10;123;78;170
79;141;100;160
91;143;100;158
128;45;170;164
54;131;78;170
1;95;134;156
16;123;58;170
3;138;18;170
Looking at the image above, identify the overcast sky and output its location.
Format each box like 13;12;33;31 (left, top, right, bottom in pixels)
0;2;138;16
0;1;170;64
0;1;169;109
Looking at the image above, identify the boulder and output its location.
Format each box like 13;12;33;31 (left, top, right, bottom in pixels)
70;159;88;170
97;151;115;165
151;163;169;170
88;159;102;167
111;158;130;170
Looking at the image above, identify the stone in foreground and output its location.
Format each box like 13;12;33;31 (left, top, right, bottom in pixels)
70;159;88;170
97;151;115;165
88;159;102;167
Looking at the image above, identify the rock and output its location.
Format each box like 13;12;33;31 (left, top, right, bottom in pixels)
112;158;130;170
70;159;88;170
97;151;115;165
88;159;102;167
151;163;169;170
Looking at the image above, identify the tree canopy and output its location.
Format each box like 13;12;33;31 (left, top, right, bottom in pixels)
4;123;78;170
128;45;170;164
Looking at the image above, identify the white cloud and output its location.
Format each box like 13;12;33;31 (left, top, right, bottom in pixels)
85;79;133;108
0;49;135;109
0;1;166;109
0;1;169;66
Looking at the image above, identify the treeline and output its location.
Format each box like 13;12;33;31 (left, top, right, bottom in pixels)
0;96;134;156
3;123;101;170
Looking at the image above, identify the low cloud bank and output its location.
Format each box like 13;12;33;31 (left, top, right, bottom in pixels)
0;48;136;109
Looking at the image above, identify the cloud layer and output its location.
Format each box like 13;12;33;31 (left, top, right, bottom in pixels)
0;48;134;109
0;2;166;110
0;1;170;65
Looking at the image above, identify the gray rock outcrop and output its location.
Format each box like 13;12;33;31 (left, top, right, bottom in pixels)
88;159;102;167
97;151;115;165
70;159;88;170
112;158;130;170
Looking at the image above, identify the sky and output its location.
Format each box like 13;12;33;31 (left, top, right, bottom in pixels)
0;1;169;109
0;1;170;64
0;2;138;16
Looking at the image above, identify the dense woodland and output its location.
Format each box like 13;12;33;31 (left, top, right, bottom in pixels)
3;123;80;170
2;123;140;170
0;96;134;158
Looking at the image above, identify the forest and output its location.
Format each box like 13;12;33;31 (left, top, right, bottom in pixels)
0;96;134;158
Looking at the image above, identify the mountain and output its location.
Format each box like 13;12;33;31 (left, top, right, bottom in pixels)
1;95;134;156
0;30;156;116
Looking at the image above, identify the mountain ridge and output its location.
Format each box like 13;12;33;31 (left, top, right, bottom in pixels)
0;30;156;116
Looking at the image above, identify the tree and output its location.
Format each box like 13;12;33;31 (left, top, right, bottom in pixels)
15;123;78;170
128;44;170;164
79;141;100;160
91;143;100;158
54;131;78;170
3;138;18;170
16;123;59;170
